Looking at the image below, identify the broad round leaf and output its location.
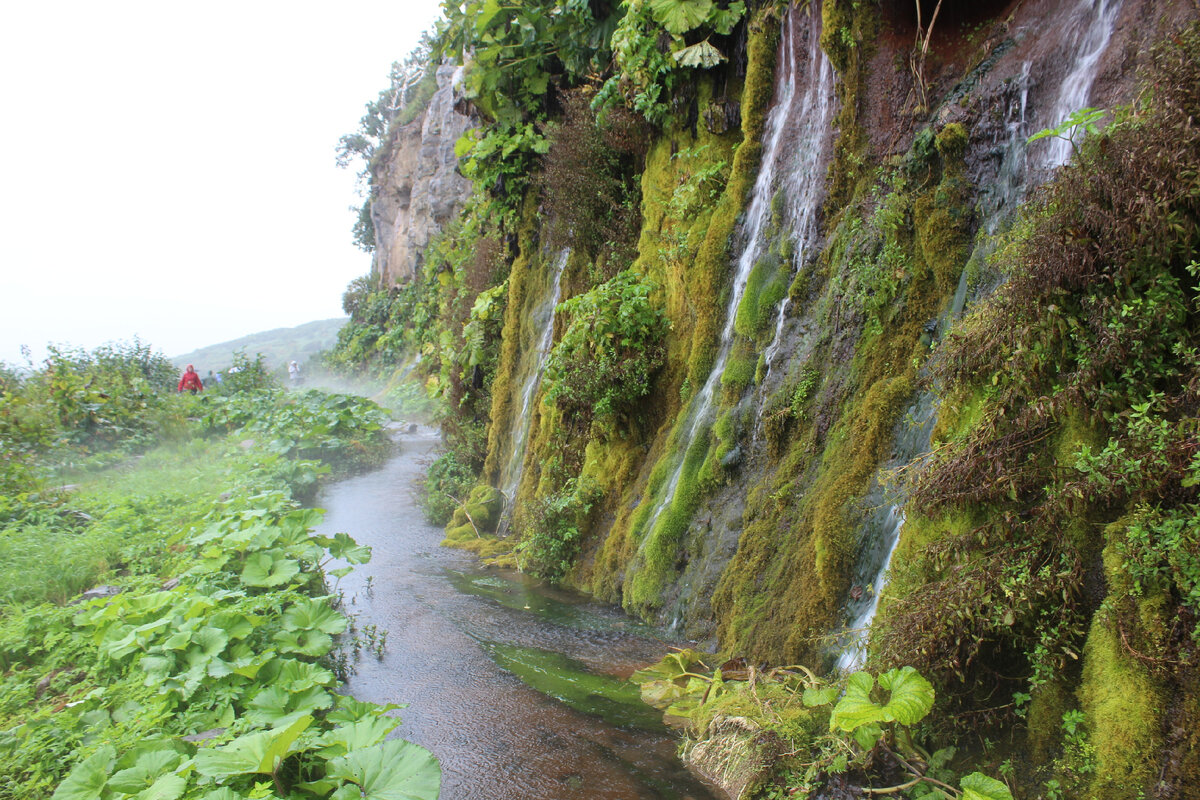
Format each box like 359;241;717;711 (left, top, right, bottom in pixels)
51;745;116;800
240;552;300;587
830;672;887;732
282;598;348;635
326;739;441;800
274;628;334;658
649;0;714;35
876;666;935;725
961;772;1015;800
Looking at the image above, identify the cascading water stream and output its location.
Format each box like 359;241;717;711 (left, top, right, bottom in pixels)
831;0;1123;672
500;249;569;509
759;21;834;391
1038;0;1123;170
639;4;834;537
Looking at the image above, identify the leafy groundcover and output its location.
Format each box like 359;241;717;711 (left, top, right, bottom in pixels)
0;421;440;799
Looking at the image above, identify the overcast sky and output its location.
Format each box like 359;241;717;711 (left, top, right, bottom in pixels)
0;0;445;365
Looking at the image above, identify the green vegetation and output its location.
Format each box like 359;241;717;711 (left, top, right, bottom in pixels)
632;652;1012;799
0;340;438;799
544;269;667;433
872;23;1200;798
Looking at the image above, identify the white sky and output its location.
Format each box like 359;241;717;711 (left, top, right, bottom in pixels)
0;0;446;365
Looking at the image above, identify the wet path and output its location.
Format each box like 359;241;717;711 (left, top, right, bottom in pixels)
316;426;720;800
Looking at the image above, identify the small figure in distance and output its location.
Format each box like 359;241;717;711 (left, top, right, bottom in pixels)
288;360;302;388
178;364;204;393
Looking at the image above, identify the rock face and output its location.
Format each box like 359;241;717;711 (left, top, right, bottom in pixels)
371;65;474;285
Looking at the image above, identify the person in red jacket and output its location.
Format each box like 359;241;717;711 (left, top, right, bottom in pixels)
177;364;204;393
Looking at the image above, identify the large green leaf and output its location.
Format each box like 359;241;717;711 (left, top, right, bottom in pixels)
961;772;1015;800
194;715;313;778
830;667;935;733
649;0;713;35
240;551;300;587
327;696;405;724
830;672;886;732
673;40;724;68
274;628;334;658
269;659;335;692
246;684;332;726
282;598;348;635
107;749;184;792
51;745;116;800
876;667;935;725
316;717;401;759
314;532;371;565
325;739;441;800
131;772;187;800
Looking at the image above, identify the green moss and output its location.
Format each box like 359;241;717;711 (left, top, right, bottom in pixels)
1025;680;1072;763
720;347;758;396
624;418;715;611
1077;615;1164;798
734;253;788;341
481;193;542;485
447;484;505;535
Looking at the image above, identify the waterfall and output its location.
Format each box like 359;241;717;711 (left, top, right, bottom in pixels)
499;249;569;508
831;0;1124;673
760;19;835;387
639;3;836;539
1037;0;1122;170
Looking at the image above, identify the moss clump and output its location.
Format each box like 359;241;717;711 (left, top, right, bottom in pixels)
1077;615;1164;797
443;483;505;540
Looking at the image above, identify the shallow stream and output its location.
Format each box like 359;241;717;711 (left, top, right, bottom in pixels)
316;426;719;800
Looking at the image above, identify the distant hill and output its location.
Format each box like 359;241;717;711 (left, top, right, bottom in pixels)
172;318;346;372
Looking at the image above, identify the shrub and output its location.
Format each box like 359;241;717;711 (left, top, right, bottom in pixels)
544;270;668;434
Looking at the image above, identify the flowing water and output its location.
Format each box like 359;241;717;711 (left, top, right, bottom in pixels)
639;3;835;538
499;249;569;510
829;0;1124;670
320;426;719;800
1036;0;1123;170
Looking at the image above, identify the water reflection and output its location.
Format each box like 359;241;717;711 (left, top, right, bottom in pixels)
316;426;718;800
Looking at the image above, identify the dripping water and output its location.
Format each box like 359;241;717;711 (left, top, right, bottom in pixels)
639;4;835;539
831;0;1123;671
500;249;569;513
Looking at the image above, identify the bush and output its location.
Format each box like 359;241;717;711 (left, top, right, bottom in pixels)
544;270;668;433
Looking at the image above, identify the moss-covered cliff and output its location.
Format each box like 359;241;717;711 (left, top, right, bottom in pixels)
331;0;1200;795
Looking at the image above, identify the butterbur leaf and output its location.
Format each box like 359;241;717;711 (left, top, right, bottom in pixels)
240;551;300;587
673;40;725;68
327;696;405;724
321;532;372;564
194;715;313;778
876;666;935;725
960;772;1015;800
325;738;441;800
316;716;402;759
108;750;183;792
649;0;713;35
830;672;887;732
831;668;935;732
51;745;116;800
640;679;688;709
270;659;335;692
282;598;348;635
852;722;884;750
132;772;187;800
802;685;840;707
274;628;334;658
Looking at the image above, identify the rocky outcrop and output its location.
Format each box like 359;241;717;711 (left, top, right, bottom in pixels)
371;65;474;285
